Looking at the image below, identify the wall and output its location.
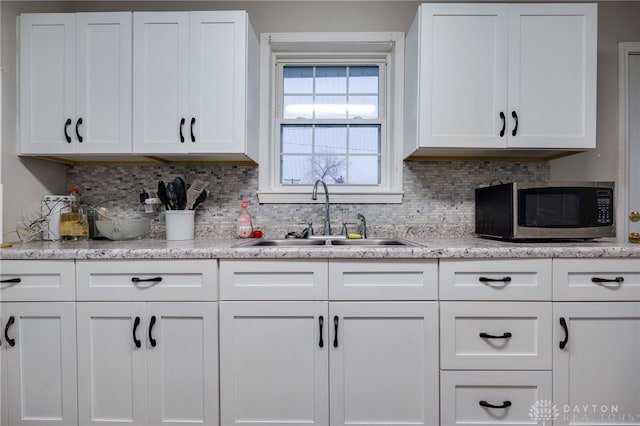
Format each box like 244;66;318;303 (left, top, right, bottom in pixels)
2;1;640;241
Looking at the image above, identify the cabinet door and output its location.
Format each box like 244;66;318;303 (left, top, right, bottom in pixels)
189;11;246;153
76;13;132;154
417;4;509;149
77;302;147;426
133;12;189;153
329;302;439;426
554;303;640;425
3;302;77;426
219;302;329;426
19;13;76;154
147;302;218;426
507;4;597;149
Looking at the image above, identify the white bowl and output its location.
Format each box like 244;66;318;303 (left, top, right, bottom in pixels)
96;219;151;241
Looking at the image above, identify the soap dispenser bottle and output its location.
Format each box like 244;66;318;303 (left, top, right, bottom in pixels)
237;200;253;238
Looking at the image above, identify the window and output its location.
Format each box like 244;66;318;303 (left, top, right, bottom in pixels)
280;65;382;185
258;33;405;204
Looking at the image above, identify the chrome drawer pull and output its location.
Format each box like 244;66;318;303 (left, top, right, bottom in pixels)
479;400;512;409
479;332;512;339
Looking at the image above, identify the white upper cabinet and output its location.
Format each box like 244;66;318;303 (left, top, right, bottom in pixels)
20;13;132;155
133;11;259;161
404;3;597;157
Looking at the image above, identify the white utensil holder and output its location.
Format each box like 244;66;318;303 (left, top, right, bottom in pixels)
165;210;195;240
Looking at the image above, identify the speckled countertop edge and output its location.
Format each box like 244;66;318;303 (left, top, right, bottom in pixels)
2;237;640;260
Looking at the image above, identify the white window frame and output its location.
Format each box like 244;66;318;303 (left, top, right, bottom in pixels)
258;32;405;204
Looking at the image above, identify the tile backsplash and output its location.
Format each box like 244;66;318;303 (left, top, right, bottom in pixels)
67;160;549;239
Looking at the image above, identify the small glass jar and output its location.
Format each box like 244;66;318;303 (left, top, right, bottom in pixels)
60;204;89;241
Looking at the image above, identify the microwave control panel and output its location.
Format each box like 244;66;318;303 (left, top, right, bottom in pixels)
596;189;614;225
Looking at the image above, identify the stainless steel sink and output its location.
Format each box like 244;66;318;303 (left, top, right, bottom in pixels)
237;238;419;247
237;239;327;247
329;238;419;247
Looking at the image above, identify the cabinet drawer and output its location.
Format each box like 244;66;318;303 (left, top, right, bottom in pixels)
329;259;437;300
440;302;552;370
76;260;217;301
439;259;552;300
554;258;640;301
0;260;75;301
441;370;552;426
219;260;328;300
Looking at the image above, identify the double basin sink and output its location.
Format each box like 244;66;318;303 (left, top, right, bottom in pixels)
238;238;419;248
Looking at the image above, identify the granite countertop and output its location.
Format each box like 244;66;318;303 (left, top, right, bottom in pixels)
2;237;640;260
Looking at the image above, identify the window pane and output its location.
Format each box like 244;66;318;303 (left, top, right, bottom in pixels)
284;67;313;93
316;66;347;94
349;66;379;94
281;124;380;186
347;96;378;119
349;126;380;154
314;96;347;119
284;95;314;119
282;125;313;154
281;155;312;185
348;156;380;184
314;155;347;184
315;126;347;154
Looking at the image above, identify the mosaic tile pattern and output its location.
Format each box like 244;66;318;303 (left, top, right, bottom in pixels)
67;160;549;238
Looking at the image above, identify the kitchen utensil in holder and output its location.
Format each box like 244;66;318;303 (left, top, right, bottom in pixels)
165;210;195;240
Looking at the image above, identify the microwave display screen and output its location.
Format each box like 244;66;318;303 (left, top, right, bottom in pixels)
518;187;612;228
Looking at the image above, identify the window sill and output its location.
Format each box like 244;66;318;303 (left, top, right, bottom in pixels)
257;191;404;204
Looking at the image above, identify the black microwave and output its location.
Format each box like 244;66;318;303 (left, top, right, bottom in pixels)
475;182;615;240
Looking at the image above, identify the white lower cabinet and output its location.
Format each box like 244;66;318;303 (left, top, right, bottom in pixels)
219;258;440;426
77;302;218;426
553;302;640;426
0;260;77;426
1;302;77;426
219;301;439;426
329;302;439;426
440;370;552;425
219;302;328;426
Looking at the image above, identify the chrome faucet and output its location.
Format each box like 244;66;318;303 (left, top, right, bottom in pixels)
311;179;331;236
357;213;367;239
